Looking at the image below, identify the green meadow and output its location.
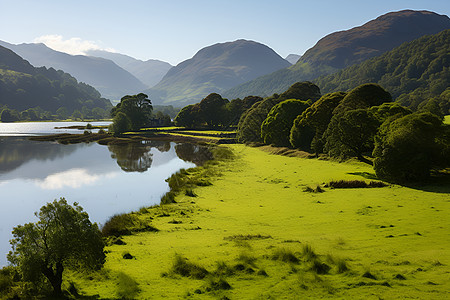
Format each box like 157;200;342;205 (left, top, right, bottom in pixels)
71;144;450;299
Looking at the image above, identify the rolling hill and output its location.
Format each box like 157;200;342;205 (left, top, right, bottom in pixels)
0;45;112;119
145;39;291;106
0;41;147;102
86;49;172;88
223;10;450;100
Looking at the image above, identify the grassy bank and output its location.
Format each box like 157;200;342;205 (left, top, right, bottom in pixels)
67;145;449;298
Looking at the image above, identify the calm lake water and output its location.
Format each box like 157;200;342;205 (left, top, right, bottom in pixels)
0;122;209;266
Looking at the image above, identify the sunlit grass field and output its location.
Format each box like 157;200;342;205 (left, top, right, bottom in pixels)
72;144;450;299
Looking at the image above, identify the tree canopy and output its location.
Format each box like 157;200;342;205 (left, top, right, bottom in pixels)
237;82;321;143
290;92;346;152
373;112;448;182
8;198;105;296
261;99;311;146
110;93;153;133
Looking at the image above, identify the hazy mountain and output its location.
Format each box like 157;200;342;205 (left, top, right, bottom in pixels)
86;49;172;88
223;10;450;100
145;39;291;106
314;29;450;114
285;54;301;65
0;41;147;102
0;45;112;116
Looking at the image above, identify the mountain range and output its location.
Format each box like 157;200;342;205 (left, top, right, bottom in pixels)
0;45;112;118
145;39;291;106
0;40;148;102
223;10;450;100
85;49;172;88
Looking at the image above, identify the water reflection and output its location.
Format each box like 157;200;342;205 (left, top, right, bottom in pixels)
0;137;80;174
0;137;213;266
175;143;214;166
107;141;171;173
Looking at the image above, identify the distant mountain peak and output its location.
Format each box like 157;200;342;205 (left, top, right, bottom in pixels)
146;39;291;105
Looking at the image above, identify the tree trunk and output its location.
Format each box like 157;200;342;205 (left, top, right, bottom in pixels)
42;262;64;296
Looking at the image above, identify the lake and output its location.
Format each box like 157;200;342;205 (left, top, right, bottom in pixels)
0;122;210;266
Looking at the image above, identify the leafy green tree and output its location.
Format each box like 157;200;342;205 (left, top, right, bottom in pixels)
373;112;446;182
369;102;412;123
8;199;105;296
261;99;310;146
324;109;380;160
290;92;346;152
224;96;263;126
111;93;153;130
174;104;199;128
197;93;229;128
332;83;392;116
237;82;321;143
109;112;132;135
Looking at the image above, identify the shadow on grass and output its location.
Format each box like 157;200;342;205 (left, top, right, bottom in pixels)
347;172;378;180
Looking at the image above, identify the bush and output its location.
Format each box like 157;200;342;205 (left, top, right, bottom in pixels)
102;213;136;237
206;277;232;291
301;244;317;261
309;259;331;274
116;272;140;299
160;191;177;204
170;254;209;279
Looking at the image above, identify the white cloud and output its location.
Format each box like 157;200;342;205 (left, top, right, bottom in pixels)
34;168;117;190
33;34;116;55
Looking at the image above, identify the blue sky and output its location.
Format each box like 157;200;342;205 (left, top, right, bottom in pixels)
1;0;449;65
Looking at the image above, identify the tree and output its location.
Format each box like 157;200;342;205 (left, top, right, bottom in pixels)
56;107;69;120
290;92;346;152
197;93;229;128
174;104;199;128
373;112;446;182
261;99;310;146
8;199;105;296
237;82;321;143
324;109;380;160
109;112;132;135
111;93;153;130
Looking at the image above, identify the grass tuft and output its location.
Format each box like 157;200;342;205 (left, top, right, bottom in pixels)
170;254;209;279
271;248;300;264
301;244;317;261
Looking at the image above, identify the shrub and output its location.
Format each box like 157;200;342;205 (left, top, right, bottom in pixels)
85;123;93;129
116;272;140;299
171;254;209;279
160;191;177;204
102;213;136;237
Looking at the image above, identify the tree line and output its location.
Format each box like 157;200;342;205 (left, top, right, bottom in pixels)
174;81;449;184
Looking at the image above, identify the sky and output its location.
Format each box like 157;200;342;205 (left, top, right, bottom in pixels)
1;0;449;66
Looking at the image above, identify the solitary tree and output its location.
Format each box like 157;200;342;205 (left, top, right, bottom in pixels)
111;93;153;130
8;198;105;296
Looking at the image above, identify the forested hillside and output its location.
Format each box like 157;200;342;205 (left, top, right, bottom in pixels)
0;46;112;121
314;29;450;115
223;10;450;100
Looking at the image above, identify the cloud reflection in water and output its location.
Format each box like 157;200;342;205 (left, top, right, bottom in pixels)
34;168;118;190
